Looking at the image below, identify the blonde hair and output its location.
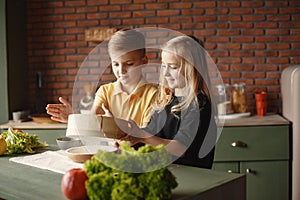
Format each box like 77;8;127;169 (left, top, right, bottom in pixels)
156;36;211;114
108;29;146;60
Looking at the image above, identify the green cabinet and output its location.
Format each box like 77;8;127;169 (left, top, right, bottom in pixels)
213;116;290;200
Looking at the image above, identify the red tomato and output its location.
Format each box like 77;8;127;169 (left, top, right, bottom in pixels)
61;168;88;200
14;129;23;133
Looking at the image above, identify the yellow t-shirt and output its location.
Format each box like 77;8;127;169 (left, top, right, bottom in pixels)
93;79;157;127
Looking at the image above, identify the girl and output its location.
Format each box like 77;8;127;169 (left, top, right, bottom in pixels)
119;35;217;168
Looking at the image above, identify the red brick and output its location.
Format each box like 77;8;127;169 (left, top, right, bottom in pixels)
279;50;300;57
241;29;264;35
231;64;254;71
170;16;193;23
218;43;241;49
231;50;254;57
66;41;88;48
87;0;108;6
100;19;121;26
182;23;204;29
54;35;76;41
34;49;54;56
255;51;278;57
42;15;64;22
241;1;264;7
157;9;180;16
242;57;265;64
209;51;229;57
55;49;76;55
218;57;241;64
110;0;132;4
65;1;86;7
278;22;300;28
230;22;253;29
55;21;76;28
265;29;289;35
279;8;300;14
77;20;99;27
279;36;300;42
194;16;217;22
123;18;145;25
255;8;278;14
242;72;266;79
243;15;265;21
255;79;279;85
146;3;168;10
220;71;241;78
110;12;131;18
231;36;254;43
56;62;76;68
218;15;241;21
99;5;121;12
266;72;281;79
170;2;192;9
265;1;288;7
230;8;253;14
266;57;289;64
254;65;278;71
54;8;75;14
254;22;278;28
122;4;145;10
218;29;240;36
205;8;229;15
218;1;240;7
194;29;217;36
267;15;291;21
205;22;228;29
64;13;85;20
45;55;66;62
77;7;98;13
242;43;266;50
133;11;155;17
182;9;204;15
194;2;216;8
206;37;230;43
44;42;65;49
146;17;168;24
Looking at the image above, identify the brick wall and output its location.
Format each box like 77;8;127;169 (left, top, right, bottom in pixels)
26;0;300;114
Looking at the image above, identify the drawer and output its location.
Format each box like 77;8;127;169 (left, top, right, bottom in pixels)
214;126;289;161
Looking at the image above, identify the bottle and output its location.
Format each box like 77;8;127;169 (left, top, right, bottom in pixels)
232;83;247;113
215;84;233;115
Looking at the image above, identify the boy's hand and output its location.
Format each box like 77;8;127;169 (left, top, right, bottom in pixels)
46;97;73;123
101;103;112;117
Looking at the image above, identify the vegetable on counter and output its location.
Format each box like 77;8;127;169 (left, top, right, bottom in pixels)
61;168;88;200
1;127;48;154
83;142;178;200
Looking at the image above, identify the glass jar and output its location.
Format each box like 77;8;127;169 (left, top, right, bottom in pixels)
232;83;247;113
215;84;233;115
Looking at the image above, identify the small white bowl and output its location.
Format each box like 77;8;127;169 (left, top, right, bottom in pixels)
66;145;118;163
56;137;82;150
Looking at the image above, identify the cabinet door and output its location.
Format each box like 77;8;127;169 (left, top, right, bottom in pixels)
213;162;239;174
240;161;289;200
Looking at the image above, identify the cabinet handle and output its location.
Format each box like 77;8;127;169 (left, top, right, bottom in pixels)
227;170;233;173
231;141;247;148
246;168;255;174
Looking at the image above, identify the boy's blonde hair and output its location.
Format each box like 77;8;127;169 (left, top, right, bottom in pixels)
108;29;146;60
156;35;211;114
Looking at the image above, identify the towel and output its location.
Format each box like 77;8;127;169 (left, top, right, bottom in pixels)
9;150;83;174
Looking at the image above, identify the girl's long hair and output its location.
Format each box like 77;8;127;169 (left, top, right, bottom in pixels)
155;36;212;114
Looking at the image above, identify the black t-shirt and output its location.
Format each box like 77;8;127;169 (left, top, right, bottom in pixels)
144;94;216;169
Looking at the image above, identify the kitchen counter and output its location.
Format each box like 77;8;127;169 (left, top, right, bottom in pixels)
223;113;289;127
0;120;67;130
0;130;246;200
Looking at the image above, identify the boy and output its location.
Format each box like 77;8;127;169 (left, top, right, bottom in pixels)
46;29;157;128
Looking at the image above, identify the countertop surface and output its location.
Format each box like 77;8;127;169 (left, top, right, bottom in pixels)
0;131;245;200
222;113;290;127
0;120;67;129
0;114;289;130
